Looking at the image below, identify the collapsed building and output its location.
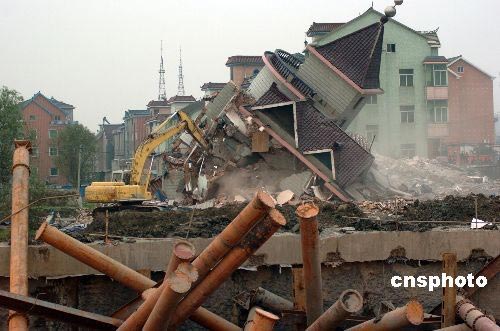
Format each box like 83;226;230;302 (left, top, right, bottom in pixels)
157;20;386;204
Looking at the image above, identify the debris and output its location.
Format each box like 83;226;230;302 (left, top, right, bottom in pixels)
234;195;247;203
276;190;294;205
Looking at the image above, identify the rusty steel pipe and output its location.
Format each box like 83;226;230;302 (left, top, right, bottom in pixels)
110;191;273;327
345;300;424;331
296;203;323;325
116;241;197;331
35;222;155;293
456;296;500;331
306;289;363;331
192;190;275;281
170;209;286;328
143;263;198;331
434;324;472;331
9;140;31;331
189;307;242;331
251;287;294;314
244;307;280;331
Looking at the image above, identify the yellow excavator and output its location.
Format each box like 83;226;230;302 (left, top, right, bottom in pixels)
85;111;208;213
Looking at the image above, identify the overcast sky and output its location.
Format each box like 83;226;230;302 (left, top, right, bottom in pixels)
2;0;499;131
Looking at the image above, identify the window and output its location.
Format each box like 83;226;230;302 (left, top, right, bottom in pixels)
400;105;415;123
401;144;416;158
49;129;58;139
387;44;396;53
54;115;61;121
31;147;39;157
50;168;58;176
366;125;379;143
457;66;464;73
49;147;58;156
432;64;448;86
31;167;38;175
253;68;260;75
366;95;378;105
428;100;448;123
399;69;414;87
29;115;36;121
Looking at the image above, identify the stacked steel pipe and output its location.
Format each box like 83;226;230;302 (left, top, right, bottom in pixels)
116;190;276;330
169;208;286;328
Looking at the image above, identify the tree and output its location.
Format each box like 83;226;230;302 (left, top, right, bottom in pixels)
55;124;97;187
0;86;24;187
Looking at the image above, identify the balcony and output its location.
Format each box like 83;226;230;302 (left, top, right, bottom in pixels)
427;123;449;138
426;86;448;100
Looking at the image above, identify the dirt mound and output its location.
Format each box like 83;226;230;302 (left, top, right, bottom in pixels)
81;195;499;240
398;194;500;223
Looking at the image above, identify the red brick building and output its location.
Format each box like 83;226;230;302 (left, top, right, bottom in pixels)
18;92;75;185
446;56;495;165
225;56;264;86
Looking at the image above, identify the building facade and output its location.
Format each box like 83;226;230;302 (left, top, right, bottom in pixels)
445;56;496;164
95;123;122;181
18;92;75;186
311;8;442;158
226;56;264;86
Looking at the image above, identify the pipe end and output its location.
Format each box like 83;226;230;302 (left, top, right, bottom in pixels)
14;140;32;150
268;209;287;226
35;222;48;241
296;203;319;219
339;289;363;313
255;308;280;321
406;300;424;325
256;190;276;210
173;240;196;261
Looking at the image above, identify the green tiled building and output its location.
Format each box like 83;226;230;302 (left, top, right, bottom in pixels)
310;8;446;158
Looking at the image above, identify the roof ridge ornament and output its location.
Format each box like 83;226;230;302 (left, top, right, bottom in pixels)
381;0;403;24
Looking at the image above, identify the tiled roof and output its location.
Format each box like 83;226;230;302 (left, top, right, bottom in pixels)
418;30;441;46
18;92;74;116
447;55;495;79
254;83;290;107
49;97;74;110
147;99;170;107
200;82;227;91
225;56;264;66
295;101;374;187
306;22;345;37
167;95;196;103
447;55;461;64
125;109;149;118
312;22;384;89
423;56;448;64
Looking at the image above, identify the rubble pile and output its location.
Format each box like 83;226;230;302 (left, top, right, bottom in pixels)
370;154;499;199
74;194;499;241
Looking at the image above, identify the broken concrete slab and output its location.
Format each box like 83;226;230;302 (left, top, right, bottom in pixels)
279;171;312;197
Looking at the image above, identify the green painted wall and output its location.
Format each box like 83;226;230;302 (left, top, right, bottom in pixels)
316;10;436;158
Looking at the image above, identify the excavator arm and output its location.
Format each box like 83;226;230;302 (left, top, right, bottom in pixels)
129;111;208;186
